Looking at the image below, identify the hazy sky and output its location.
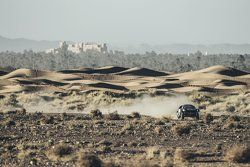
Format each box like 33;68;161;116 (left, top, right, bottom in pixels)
0;0;250;44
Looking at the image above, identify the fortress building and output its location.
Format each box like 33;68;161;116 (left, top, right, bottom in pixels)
46;41;107;54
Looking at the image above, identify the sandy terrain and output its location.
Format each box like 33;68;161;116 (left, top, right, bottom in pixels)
0;65;249;166
0;65;249;94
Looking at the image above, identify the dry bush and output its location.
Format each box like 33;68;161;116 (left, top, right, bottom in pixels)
204;113;213;124
224;145;250;163
215;143;223;151
6;94;19;106
224;115;244;129
52;143;73;158
41;115;55;124
60;112;68;120
105;111;120;120
104;162;118;167
171;124;191;136
98;139;112;146
6;108;26;115
154;126;163;134
122;123;133;131
90;109;103;119
77;153;103;167
228;115;240;122
174;148;194;163
130;112;141;119
147;147;161;159
18;149;38;165
224;121;243;129
100;145;112;153
0;94;5;99
191;93;212;104
135;159;173;167
161;116;172;122
226;105;236;112
3;118;16;127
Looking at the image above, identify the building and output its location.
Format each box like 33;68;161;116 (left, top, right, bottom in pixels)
46;41;108;53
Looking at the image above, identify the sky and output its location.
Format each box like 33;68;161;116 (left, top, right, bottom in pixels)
0;0;250;45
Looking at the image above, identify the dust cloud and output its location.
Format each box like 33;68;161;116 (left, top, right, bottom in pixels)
101;95;191;118
17;93;191;118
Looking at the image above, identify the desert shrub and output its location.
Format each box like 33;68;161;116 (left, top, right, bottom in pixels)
106;111;120;120
228;115;240;122
128;142;137;147
0;95;5;99
161;116;172;122
224;115;244;129
171;124;191;136
52;143;73;157
100;146;112;153
18;149;38;165
174;148;194;163
204;113;213;124
7;94;19;106
154;126;163;134
61;112;75;121
224;121;244;129
154;120;165;125
226;105;236;112
242;108;250;114
17;108;26;115
224;145;250;163
33;112;43;119
130;112;141;119
118;123;134;135
77;153;103;167
122;123;133;131
98;140;112;146
90;109;103;119
104;162;118;167
6;108;26;115
192;94;212;104
4;119;16;127
147;147;161;159
137;161;171;167
42;115;55;124
215;143;223;151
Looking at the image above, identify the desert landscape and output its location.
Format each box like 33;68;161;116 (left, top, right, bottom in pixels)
1;1;250;166
0;65;249;166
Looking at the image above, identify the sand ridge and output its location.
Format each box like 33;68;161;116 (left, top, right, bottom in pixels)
0;65;249;94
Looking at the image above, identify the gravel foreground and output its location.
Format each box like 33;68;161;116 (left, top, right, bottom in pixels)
0;110;249;167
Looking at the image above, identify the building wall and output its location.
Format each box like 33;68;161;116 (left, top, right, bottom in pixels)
46;42;108;54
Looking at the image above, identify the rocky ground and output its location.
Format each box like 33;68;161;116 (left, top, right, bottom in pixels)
0;109;249;167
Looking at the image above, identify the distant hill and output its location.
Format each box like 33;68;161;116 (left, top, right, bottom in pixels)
0;35;58;52
1;35;250;54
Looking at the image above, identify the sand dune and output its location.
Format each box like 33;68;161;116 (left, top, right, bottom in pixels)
213;79;247;86
198;65;249;76
88;82;128;91
0;69;51;79
0;65;249;94
60;66;128;75
115;67;168;76
0;70;8;76
147;82;183;89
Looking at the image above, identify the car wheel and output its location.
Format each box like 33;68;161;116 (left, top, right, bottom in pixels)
180;112;184;120
196;113;199;120
177;114;180;119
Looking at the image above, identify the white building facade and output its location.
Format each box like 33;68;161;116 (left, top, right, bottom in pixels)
46;41;107;54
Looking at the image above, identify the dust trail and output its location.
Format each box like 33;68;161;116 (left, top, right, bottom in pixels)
100;95;191;118
17;93;192;118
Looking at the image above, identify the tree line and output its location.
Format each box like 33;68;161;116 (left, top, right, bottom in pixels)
0;49;249;72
